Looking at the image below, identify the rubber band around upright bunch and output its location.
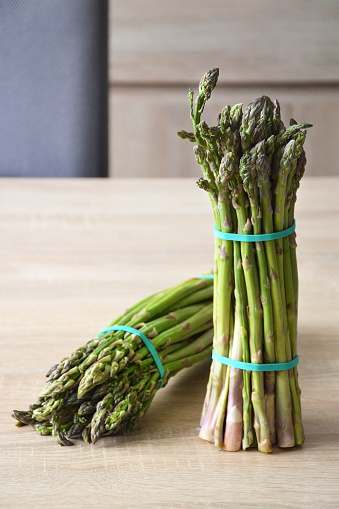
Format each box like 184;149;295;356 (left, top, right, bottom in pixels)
207;223;299;372
212;350;299;372
214;219;296;242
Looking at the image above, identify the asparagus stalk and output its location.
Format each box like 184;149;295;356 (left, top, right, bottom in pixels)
226;154;271;452
241;149;276;444
233;239;253;449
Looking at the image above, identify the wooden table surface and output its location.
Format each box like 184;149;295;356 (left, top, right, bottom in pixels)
1;178;338;508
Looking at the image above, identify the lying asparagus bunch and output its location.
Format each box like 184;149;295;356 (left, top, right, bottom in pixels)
13;276;213;445
178;69;311;452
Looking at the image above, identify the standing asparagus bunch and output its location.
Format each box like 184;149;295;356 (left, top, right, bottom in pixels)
13;276;214;446
178;69;311;452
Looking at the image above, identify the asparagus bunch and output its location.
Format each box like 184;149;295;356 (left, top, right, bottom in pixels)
178;69;311;452
13;276;214;445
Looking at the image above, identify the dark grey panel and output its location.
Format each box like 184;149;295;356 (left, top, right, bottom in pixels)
0;0;108;177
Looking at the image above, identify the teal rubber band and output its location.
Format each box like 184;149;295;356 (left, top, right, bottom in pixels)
198;274;214;279
214;220;296;242
97;325;165;387
212;349;299;372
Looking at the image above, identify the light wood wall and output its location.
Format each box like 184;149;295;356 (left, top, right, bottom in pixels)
109;0;339;177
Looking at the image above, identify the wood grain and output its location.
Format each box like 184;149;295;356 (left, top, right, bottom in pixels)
1;178;338;509
109;0;339;84
110;85;339;177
